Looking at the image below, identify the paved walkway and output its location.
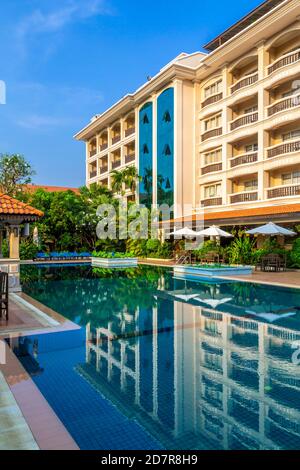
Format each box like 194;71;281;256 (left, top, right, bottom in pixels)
227;270;300;289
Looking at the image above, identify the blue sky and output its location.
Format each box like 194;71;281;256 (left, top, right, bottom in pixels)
0;0;263;187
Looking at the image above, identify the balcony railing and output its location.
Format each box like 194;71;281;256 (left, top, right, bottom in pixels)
125;154;135;164
112;135;121;145
112;160;121;170
267;94;300;117
202;93;223;109
125;127;135;137
100;143;108;152
231;72;259;94
89;170;97;179
202;163;222;175
267;140;300;158
268;48;300;75
201;197;222;207
230;152;258;168
201;127;222;142
230;112;258;131
90;149;97;157
230;191;258;204
100;165;108;175
267;184;300;199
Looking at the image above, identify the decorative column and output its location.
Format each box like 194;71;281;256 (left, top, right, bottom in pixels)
9;225;20;259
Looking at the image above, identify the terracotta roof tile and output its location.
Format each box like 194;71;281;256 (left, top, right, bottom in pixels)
0;194;44;217
24;184;80;194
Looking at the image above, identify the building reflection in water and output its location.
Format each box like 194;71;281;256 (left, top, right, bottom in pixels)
82;285;300;450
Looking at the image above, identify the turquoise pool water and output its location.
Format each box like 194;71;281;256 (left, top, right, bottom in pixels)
12;264;300;450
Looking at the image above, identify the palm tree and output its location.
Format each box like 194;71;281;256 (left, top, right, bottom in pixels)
123;166;140;193
110;169;126;195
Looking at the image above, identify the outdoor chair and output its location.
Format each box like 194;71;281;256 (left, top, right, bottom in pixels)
201;251;220;264
0;272;9;321
261;254;286;272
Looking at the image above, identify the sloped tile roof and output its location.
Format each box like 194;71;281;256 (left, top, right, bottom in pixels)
165;204;300;225
24;184;80;194
0;194;44;217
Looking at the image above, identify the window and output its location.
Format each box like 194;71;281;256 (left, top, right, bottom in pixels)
163;110;171;122
204;80;222;99
244;105;258;114
204;114;222;131
163;144;171;156
204;184;222;199
282;171;300;185
203;148;222;166
244;179;258;191
143;113;149;124
282;129;300;141
245;143;258;153
143;144;149;154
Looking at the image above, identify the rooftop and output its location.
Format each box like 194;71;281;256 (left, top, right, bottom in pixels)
0;194;44;218
203;0;286;52
25;184;80;194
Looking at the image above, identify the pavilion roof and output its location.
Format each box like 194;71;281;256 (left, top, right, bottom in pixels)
0;193;43;219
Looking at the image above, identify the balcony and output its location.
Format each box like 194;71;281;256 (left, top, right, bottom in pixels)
89;170;97;179
268;48;300;75
125;154;135;164
230;112;258;131
230;191;258;204
267;184;300;199
202;163;222;175
201;197;222;207
100;143;108;152
112;160;121;170
202;93;223;109
125;127;135;138
230;152;258;168
112;135;121;145
90;149;97;158
100;165;108;175
267;94;300;117
202;127;222;142
267;140;300;158
231;72;259;94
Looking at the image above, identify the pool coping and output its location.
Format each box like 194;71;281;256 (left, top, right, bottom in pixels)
0;294;82;450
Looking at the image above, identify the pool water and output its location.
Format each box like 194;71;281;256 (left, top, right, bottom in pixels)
11;264;300;450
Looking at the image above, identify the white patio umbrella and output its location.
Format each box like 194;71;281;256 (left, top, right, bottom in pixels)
246;222;296;237
246;309;296;323
169;227;198;238
196;225;233;238
33;226;39;246
194;297;232;309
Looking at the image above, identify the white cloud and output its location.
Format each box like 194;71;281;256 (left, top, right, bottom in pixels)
16;0;112;39
16;114;75;130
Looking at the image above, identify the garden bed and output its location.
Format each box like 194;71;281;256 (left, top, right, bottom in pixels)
174;264;253;279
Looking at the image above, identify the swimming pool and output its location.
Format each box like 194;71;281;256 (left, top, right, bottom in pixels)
10;264;300;449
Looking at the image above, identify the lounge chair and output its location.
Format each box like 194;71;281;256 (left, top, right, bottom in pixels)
261;254;286;272
0;272;8;321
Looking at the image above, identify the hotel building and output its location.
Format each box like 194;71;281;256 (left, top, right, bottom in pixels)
75;0;300;226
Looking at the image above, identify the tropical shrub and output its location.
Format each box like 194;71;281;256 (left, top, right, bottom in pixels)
92;251;135;259
290;237;300;268
226;236;256;265
19;240;39;261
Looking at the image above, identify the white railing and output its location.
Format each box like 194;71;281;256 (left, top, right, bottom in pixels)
268;47;300;75
230;71;259;94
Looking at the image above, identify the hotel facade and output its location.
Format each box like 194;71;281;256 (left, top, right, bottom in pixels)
75;0;300;227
